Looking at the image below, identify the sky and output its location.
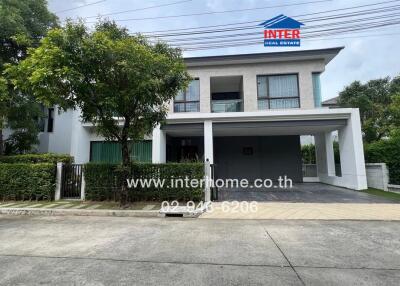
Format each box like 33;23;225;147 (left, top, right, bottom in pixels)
48;0;400;101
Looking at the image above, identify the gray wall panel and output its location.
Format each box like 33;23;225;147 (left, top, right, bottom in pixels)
214;136;303;183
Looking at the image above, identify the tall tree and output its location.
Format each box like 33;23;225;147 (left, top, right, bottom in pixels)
338;77;400;143
8;20;190;204
0;0;57;153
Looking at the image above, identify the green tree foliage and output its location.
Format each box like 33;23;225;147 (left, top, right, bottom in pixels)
0;0;58;154
9;20;191;204
364;134;400;184
338;77;400;143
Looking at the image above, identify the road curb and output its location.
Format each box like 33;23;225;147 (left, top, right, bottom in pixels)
0;208;161;217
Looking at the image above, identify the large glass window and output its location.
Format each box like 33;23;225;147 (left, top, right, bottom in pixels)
257;74;300;110
174;79;200;112
312;72;322;108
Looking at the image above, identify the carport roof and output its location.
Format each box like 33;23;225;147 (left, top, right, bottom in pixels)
166;108;352;124
163;108;353;137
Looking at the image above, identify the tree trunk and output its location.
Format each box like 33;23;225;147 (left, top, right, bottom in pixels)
0;129;3;155
119;120;131;207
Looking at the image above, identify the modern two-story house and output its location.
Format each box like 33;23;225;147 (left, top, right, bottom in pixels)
35;47;367;191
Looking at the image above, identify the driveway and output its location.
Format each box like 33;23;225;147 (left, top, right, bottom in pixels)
218;183;399;203
1;215;400;285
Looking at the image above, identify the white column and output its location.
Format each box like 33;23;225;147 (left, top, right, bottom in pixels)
324;132;336;176
315;131;335;178
315;109;367;190
243;73;257;111
152;125;166;163
204;160;211;202
337;109;367;190
204;120;214;164
54;162;63;201
200;75;211;112
80;170;86;201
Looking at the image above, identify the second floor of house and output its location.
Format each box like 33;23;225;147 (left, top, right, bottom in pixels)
170;47;343;114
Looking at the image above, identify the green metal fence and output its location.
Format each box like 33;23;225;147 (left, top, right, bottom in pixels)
90;141;152;163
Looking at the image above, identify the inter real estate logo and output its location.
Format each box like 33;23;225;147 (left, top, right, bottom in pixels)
259;15;304;47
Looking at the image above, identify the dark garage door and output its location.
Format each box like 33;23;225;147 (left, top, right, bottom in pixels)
214;135;303;182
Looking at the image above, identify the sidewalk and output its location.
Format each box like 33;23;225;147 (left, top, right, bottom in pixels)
0;201;161;217
200;202;400;220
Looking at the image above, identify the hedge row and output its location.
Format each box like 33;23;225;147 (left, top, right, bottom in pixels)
0;153;73;164
364;136;400;184
0;163;56;201
84;163;204;202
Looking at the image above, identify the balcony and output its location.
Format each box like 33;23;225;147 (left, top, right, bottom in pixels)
210;75;243;113
212;99;242;113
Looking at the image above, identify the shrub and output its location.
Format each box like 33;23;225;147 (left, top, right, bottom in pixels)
0;163;56;201
301;144;316;164
0;153;73;164
301;142;340;164
365;136;400;184
85;163;205;202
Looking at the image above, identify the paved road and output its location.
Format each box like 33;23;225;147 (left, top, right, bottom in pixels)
219;183;400;203
1;215;400;285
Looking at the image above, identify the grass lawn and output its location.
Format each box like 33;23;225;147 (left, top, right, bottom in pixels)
361;188;400;201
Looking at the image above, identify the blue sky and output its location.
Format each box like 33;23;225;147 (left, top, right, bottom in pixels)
48;0;400;101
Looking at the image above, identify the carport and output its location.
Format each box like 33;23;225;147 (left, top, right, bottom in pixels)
211;119;345;183
152;108;368;196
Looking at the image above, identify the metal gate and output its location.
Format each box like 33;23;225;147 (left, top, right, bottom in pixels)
61;164;83;199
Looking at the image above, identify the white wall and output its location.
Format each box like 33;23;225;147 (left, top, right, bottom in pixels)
47;107;73;154
35;107;73;154
366;163;389;191
69;109;92;164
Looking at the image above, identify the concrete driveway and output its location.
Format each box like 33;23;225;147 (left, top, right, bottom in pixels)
1;215;400;285
218;183;399;203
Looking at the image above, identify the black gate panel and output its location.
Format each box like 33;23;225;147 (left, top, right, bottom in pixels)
61;164;83;199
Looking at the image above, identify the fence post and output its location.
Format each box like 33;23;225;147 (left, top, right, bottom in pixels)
81;166;86;201
55;162;63;201
204;159;211;202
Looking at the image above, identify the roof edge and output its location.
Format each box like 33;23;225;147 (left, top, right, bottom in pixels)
184;47;344;66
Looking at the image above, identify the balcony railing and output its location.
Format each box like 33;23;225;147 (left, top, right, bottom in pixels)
212;99;242;113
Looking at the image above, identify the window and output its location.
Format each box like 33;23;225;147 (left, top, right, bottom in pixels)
312;72;322;107
257;74;300;110
174;79;200;112
47;108;54;132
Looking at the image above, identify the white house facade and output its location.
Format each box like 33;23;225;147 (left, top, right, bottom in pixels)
35;47;368;190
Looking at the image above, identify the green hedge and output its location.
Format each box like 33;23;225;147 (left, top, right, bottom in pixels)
0;163;56;201
85;163;204;202
0;153;73;164
301;143;340;164
365;136;400;184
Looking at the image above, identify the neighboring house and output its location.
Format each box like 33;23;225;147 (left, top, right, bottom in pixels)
37;47;367;190
322;96;339;108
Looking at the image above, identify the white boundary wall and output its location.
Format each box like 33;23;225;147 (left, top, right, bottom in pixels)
365;163;389;191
